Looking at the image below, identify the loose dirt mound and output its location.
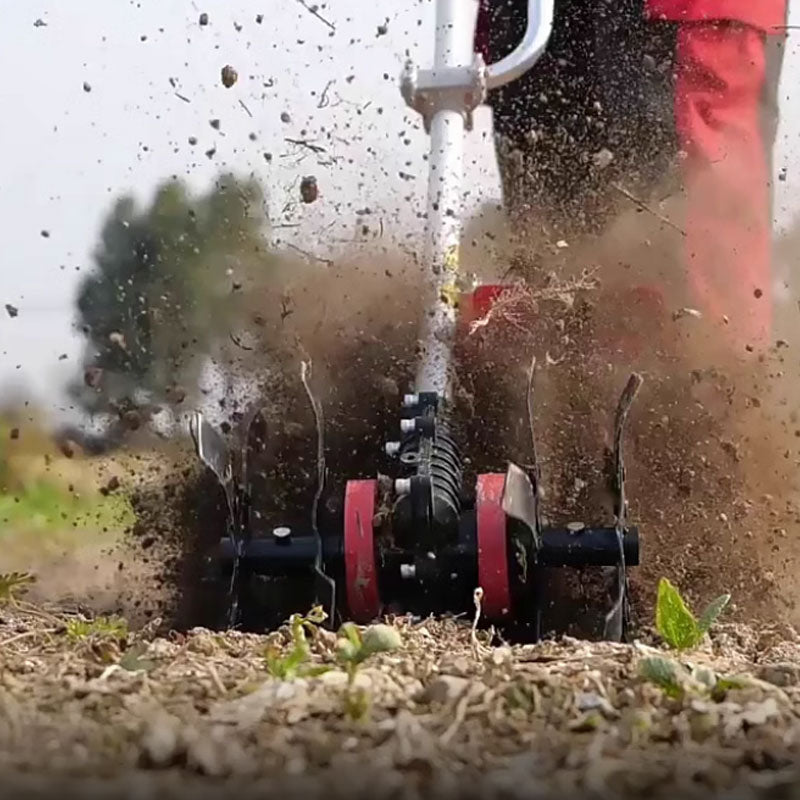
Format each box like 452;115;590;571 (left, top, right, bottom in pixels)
2;607;800;799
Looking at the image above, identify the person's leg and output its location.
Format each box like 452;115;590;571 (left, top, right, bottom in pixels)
673;22;784;351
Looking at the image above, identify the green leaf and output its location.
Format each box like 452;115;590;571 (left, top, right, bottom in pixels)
298;664;331;678
655;577;701;650
639;656;685;698
711;674;750;701
697;594;730;637
359;624;402;656
335;637;360;663
339;622;362;649
119;643;155;673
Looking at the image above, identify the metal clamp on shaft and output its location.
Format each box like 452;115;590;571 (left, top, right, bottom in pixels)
401;56;487;133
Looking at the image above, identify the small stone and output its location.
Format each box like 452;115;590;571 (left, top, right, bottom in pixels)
122;410;142;431
592;148;614;170
84;366;103;388
672;307;702;321
141;714;182;767
688;708;719;742
199;12;209;25
221;65;238;88
60;440;76;459
100;476;121;496
757;663;800;687
9;428;19;440
83;81;92;93
4;304;18;318
280;111;291;123
300;175;318;203
419;675;469;705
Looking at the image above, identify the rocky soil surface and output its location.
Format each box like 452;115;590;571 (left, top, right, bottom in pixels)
2;606;800;799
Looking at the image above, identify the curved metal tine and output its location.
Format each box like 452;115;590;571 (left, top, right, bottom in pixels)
189;412;245;628
190;411;234;492
525;356;543;535
603;373;644;642
190;411;237;521
502;462;542;551
314;568;337;628
612;373;644;526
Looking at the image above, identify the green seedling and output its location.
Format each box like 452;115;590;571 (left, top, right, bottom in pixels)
335;622;402;720
639;654;751;702
265;605;330;681
656;577;730;651
0;571;36;604
65;614;129;641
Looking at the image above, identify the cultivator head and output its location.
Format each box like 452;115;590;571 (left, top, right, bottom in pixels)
189;313;642;641
188;0;644;641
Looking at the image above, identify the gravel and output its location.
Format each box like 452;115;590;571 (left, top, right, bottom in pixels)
2;607;800;799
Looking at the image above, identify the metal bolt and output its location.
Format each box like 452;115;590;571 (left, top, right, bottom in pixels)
400;418;416;434
272;526;291;539
403;393;419;408
395;478;411;495
385;441;401;457
400;564;416;579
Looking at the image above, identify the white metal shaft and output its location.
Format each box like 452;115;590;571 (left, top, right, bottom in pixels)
415;0;479;398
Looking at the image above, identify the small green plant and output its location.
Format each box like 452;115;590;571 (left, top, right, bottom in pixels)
335;622;402;720
65;614;129;641
639;654;750;701
0;571;36;604
655;577;730;651
265;605;330;681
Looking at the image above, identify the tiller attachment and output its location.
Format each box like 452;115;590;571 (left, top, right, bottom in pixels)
188;0;644;641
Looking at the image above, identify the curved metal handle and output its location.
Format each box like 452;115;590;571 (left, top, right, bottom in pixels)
483;0;554;90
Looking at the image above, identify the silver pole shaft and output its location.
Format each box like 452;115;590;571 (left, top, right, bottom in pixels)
414;0;477;399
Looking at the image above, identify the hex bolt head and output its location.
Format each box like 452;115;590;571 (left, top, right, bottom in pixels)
385;441;401;457
272;526;292;539
403;393;419;408
395;478;411;495
400;418;416;434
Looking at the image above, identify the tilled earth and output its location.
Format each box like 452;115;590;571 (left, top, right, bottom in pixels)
3;607;800;799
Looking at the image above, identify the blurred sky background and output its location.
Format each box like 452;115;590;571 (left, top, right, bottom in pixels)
0;0;798;419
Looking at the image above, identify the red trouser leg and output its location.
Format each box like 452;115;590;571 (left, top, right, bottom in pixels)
674;22;772;350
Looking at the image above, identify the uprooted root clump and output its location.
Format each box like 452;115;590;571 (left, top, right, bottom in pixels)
2;606;800;799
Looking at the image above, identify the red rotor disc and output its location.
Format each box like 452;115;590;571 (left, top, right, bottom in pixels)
343;479;381;623
459;285;509;330
476;473;511;620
